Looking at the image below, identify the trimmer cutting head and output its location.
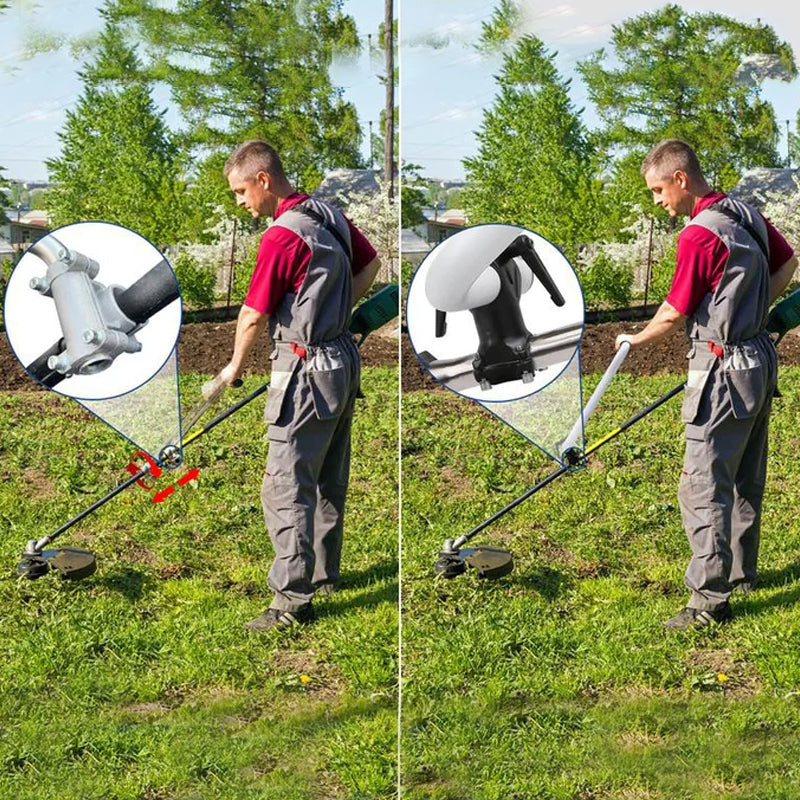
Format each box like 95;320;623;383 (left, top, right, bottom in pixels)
434;539;514;580
17;541;97;581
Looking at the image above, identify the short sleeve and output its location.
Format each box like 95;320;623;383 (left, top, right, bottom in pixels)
345;219;378;274
244;226;311;315
667;226;728;318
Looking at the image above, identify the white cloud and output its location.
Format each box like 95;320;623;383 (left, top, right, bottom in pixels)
431;105;478;122
557;23;612;41
533;5;577;19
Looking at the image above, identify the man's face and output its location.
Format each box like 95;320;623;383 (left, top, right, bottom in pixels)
644;168;693;217
227;167;276;218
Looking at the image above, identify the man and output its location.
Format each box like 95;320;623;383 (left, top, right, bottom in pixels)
219;140;380;630
616;139;797;630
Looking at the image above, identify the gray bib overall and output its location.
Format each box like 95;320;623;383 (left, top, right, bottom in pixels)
261;197;360;611
679;196;777;610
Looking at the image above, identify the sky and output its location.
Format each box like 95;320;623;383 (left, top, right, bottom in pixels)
2;1;798;187
0;0;386;184
401;0;800;180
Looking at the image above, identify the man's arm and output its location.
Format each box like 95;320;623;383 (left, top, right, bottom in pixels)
615;300;687;350
352;256;381;306
219;303;269;385
770;254;798;305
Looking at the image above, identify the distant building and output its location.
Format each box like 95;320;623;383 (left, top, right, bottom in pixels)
730;168;800;208
314;169;380;208
425;208;467;244
0;234;14;267
401;229;431;267
0;209;51;254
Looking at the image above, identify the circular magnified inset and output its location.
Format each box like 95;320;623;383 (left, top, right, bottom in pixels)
406;223;584;401
4;221;182;400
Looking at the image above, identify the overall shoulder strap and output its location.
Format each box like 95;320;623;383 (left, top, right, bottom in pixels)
290;202;353;263
709;202;769;260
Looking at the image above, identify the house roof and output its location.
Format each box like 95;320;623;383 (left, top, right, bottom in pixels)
314;169;380;206
401;228;431;254
730;168;800;208
18;209;50;226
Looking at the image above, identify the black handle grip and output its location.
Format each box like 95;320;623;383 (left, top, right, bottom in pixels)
497;235;565;307
435;309;447;337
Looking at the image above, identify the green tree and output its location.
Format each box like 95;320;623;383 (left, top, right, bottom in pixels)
400;162;426;228
477;0;522;54
0;168;9;229
790;110;800;168
462;36;601;258
578;5;797;190
46;8;202;245
118;0;364;193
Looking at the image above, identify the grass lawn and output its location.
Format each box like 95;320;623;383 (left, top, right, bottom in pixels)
401;368;800;800
0;366;398;800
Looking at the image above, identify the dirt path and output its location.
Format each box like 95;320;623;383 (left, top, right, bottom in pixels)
0;320;399;392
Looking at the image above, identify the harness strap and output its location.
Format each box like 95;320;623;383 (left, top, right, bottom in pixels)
709;202;769;260
290;202;353;263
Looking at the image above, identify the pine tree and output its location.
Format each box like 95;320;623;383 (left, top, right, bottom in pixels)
463;37;600;257
578;5;797;189
46;5;199;245
118;0;364;191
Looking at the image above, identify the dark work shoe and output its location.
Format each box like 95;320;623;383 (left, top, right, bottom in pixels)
245;605;315;631
314;582;339;598
664;603;732;630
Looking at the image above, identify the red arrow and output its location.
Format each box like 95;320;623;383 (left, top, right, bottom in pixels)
177;468;201;487
152;485;176;503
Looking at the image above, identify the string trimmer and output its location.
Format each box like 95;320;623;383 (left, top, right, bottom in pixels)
15;283;398;581
434;285;800;580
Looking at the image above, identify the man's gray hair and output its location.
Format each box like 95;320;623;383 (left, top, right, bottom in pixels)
224;140;286;180
641;139;704;180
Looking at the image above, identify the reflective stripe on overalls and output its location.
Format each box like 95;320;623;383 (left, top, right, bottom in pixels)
679;196;777;611
261;197;360;611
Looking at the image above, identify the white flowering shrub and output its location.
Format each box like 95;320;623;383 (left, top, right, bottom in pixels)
577;208;678;309
341;181;399;284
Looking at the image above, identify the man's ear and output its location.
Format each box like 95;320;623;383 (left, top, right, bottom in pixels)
255;170;271;190
673;169;689;189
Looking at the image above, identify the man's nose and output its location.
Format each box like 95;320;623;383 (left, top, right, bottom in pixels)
236;195;247;207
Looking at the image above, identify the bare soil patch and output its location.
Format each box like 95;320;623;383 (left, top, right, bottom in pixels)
0;320;398;392
402;323;800;392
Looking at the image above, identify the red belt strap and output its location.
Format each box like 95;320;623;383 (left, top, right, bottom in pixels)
707;341;724;359
290;342;307;360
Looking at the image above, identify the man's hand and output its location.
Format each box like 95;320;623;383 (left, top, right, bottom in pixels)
615;334;635;351
219;362;242;388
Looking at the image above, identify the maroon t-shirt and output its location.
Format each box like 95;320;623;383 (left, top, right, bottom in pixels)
666;191;794;318
244;193;378;315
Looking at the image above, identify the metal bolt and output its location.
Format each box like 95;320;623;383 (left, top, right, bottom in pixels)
82;329;99;344
47;354;71;373
29;277;48;292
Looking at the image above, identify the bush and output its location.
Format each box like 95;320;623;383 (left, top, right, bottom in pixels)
172;252;217;309
644;237;677;305
578;250;634;308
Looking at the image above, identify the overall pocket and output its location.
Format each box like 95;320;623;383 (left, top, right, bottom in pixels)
681;366;712;424
264;347;301;425
723;345;765;420
307;345;350;420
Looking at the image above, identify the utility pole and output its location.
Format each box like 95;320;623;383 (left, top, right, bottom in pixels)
384;0;394;198
368;120;374;169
